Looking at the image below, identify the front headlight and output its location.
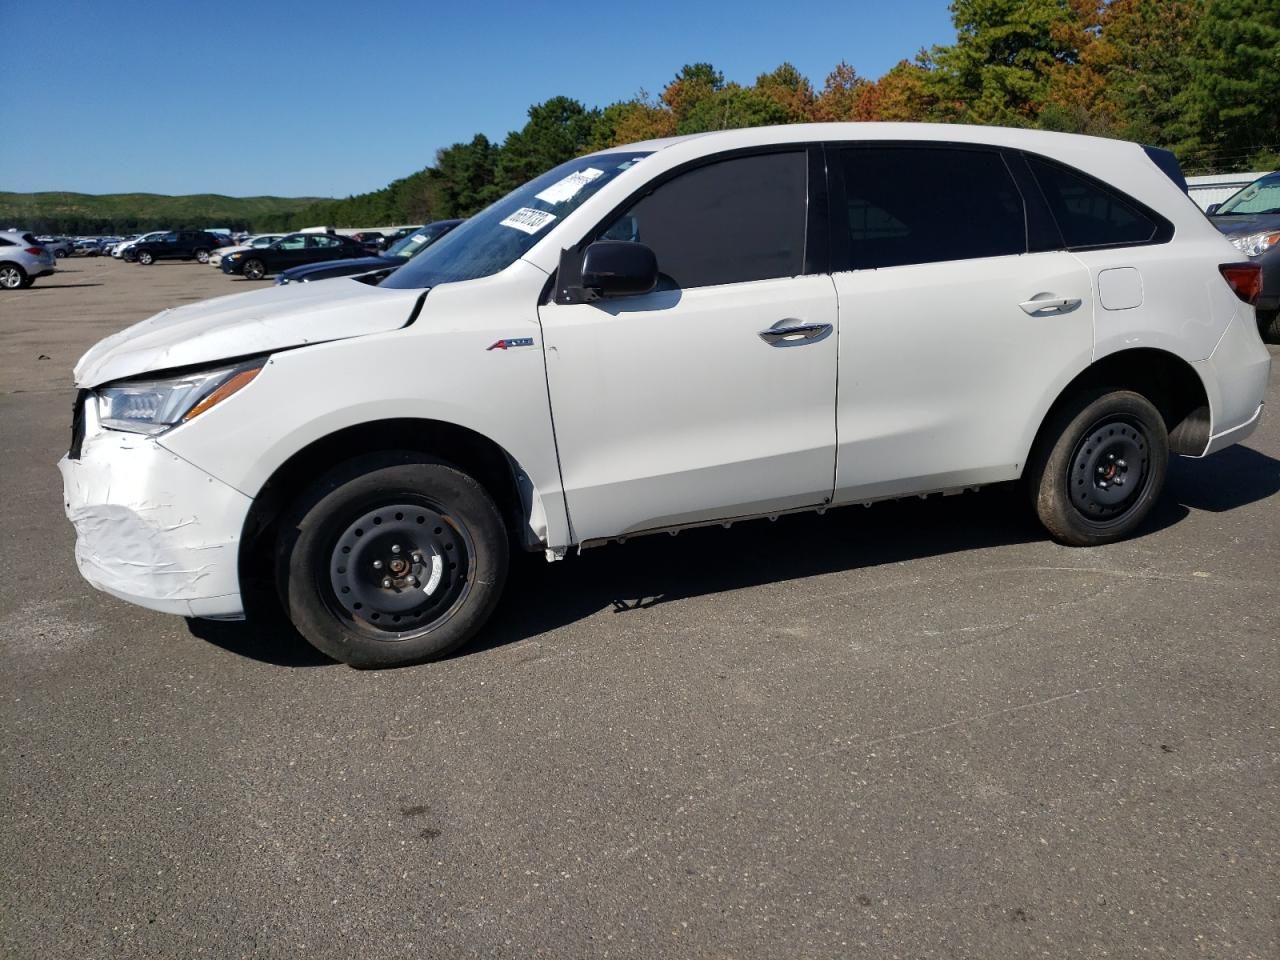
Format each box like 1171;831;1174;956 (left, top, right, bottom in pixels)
229;252;244;260
96;359;265;435
1229;231;1280;258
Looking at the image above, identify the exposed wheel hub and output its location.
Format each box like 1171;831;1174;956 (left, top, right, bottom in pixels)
328;503;470;632
1069;418;1150;518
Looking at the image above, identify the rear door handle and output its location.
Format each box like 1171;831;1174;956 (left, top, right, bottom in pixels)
1020;295;1082;316
759;322;832;345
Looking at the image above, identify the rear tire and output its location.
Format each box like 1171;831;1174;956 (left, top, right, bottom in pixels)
53;248;67;259
242;258;266;280
195;249;210;263
1259;308;1280;344
0;264;27;289
138;250;154;265
275;452;509;668
1027;388;1168;547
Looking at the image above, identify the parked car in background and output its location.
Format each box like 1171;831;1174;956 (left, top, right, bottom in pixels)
60;124;1270;668
0;230;57;289
1208;170;1280;341
209;233;285;268
382;226;418;246
38;237;75;258
74;238;103;256
113;232;163;258
220;231;367;279
276;219;462;285
124;230;224;264
351;231;387;253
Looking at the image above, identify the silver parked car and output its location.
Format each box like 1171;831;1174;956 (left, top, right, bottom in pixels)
0;231;57;289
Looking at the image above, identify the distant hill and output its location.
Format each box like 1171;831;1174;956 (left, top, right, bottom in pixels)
0;191;332;235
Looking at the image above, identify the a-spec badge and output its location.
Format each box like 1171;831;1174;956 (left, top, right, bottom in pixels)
487;337;535;351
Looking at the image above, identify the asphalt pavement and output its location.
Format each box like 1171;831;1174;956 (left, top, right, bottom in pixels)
2;259;1277;958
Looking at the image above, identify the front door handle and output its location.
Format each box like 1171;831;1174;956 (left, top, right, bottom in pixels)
1020;295;1083;316
759;322;832;345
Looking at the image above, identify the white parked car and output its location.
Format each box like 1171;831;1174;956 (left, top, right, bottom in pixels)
60;123;1271;668
208;234;284;267
112;232;165;258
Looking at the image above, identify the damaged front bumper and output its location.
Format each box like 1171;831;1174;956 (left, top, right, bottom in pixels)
58;416;252;619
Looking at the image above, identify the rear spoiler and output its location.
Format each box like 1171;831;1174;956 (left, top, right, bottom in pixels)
1143;145;1189;194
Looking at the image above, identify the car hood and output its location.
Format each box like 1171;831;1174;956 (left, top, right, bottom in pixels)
1209;212;1280;237
73;279;424;388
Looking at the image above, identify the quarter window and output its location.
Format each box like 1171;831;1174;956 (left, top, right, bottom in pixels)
1026;156;1157;248
602;151;807;289
835;147;1027;270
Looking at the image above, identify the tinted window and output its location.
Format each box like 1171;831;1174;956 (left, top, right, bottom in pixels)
836;147;1025;270
602;151;807;289
1027;156;1157;248
278;235;307;250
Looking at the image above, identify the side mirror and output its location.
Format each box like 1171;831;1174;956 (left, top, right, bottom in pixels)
1206;203;1221;215
577;240;658;299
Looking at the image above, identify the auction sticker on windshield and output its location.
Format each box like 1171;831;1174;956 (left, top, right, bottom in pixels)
499;207;558;235
535;168;604;205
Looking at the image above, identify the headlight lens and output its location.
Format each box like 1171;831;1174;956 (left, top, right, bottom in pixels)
229;252;243;259
1229;231;1280;258
96;360;264;435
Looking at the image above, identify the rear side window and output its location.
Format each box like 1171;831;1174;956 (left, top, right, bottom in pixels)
835;147;1026;270
603;151;807;289
1026;156;1157;248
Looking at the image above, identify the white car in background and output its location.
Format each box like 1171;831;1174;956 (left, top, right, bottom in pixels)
208;234;285;267
112;232;165;259
60;123;1271;669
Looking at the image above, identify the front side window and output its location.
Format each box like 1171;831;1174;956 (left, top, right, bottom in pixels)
1027;156;1157;248
601;151;808;289
836;146;1026;270
1216;172;1280;216
383;152;651;290
277;235;307;250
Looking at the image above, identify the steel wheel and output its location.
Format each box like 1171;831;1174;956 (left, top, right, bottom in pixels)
325;502;474;637
243;258;266;280
1066;415;1152;525
0;265;24;289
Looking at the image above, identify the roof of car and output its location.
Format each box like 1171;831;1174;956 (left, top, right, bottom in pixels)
590;122;1146;160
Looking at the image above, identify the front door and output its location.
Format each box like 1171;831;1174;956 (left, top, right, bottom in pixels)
539;149;839;543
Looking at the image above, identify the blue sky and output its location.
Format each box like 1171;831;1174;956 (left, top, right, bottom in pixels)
5;0;955;198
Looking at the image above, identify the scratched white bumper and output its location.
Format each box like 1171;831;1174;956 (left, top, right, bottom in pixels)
58;425;251;619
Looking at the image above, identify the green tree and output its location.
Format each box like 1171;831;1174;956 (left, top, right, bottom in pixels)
495;97;602;194
927;0;1089;125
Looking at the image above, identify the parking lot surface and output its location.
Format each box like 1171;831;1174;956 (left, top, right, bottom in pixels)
2;260;1278;958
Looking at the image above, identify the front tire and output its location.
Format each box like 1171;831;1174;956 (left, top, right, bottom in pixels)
137;250;154;265
1028;388;1168;547
242;258;266;280
0;264;27;289
275;453;509;668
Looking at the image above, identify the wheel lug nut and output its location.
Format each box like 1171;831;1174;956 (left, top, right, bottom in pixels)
1116;459;1126;469
381;578;393;588
1098;480;1109;489
391;545;401;554
407;576;418;587
373;560;383;570
411;553;422;564
1097;466;1106;475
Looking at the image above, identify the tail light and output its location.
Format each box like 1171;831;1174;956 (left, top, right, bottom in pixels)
24;247;45;256
1219;262;1262;305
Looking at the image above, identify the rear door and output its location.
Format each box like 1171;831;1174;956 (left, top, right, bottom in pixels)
828;143;1095;501
538;147;840;542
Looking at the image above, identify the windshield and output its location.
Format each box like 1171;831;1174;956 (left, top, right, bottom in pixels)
385;222;455;260
1217;173;1280;215
382;152;651;289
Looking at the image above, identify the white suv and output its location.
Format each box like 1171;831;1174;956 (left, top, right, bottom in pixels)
60;123;1271;667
